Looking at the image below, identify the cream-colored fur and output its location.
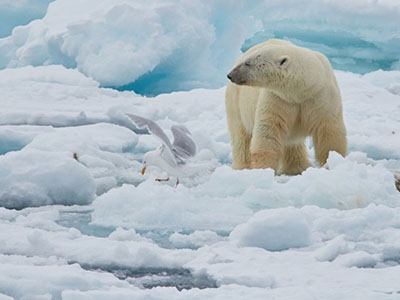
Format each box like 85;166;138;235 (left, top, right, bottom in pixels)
225;39;347;174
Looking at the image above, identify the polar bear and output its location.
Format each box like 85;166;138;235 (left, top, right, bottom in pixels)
225;39;347;174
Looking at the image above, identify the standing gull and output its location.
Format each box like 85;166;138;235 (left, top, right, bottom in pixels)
126;113;197;187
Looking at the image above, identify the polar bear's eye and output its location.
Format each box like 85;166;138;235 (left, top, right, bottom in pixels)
280;57;288;66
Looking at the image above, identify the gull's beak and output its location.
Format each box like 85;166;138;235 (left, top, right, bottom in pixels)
141;166;146;175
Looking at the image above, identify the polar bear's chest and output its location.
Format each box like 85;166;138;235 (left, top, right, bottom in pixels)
238;87;260;134
239;99;257;134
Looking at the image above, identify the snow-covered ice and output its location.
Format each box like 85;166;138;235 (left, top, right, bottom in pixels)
1;0;400;95
0;63;399;299
1;1;400;299
229;208;312;251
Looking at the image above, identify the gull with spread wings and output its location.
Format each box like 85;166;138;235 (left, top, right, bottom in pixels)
126;113;198;187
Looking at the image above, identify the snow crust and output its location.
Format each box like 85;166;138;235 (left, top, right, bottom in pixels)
0;48;400;299
1;0;399;95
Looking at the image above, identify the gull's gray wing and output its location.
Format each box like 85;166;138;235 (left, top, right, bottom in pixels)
159;143;178;167
125;113;174;151
171;125;197;164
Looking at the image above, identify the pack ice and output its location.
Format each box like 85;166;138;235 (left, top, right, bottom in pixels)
0;63;399;299
1;1;400;299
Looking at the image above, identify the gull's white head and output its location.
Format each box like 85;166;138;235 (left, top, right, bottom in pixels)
141;149;163;175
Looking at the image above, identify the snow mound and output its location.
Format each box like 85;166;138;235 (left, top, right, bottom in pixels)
230;208;312;251
0;0;256;95
362;70;400;95
270;151;399;209
0;149;95;209
0;122;142;209
91;180;253;232
0;64;98;86
92;154;400;232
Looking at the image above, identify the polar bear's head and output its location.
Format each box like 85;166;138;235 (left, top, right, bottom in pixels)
227;46;292;88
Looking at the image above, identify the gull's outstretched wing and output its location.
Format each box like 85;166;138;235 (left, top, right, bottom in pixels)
126;113;173;151
171;125;197;164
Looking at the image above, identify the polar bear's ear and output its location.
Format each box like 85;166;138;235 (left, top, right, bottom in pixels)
278;56;289;68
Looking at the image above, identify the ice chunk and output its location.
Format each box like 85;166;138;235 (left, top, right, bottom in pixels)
0;149;96;209
241;1;400;75
108;227;153;243
326;151;346;169
92;153;400;232
333;251;379;268
230;208;312;251
169;231;225;249
91;181;253;232
314;235;349;262
21;123;142;196
0;0;258;95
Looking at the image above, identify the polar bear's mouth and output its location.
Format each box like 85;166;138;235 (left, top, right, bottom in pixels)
229;78;248;85
227;72;247;85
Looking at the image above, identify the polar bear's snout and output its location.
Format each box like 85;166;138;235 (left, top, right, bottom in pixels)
227;63;249;85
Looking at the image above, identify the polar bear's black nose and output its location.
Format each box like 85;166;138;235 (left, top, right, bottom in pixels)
227;67;245;85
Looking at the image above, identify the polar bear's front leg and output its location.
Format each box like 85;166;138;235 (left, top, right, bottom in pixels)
313;117;347;166
281;143;312;175
230;123;252;170
249;96;289;172
225;83;253;170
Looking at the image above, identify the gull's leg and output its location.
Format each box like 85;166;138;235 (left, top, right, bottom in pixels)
155;177;170;182
175;178;180;188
